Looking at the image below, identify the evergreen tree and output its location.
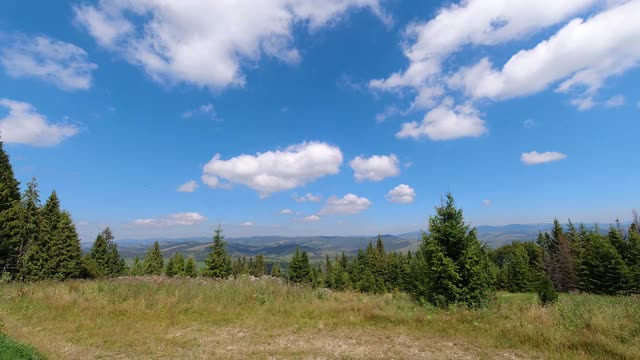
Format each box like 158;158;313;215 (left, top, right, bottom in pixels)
142;241;164;275
165;252;185;277
51;211;83;280
203;226;231;278
288;246;311;283
537;272;558;306
85;227;125;277
184;257;197;277
540;220;577;292
628;222;640;293
579;231;629;295
413;194;494;308
130;256;144;275
270;261;282;277
253;253;265;277
0;140;21;275
20;180;45;281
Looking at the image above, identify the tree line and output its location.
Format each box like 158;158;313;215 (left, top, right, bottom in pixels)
2;140;639;308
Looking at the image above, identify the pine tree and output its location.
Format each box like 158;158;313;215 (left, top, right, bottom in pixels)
40;191;64;278
579;231;629;295
253;253;265;277
142;241;164;275
85;227;125;277
165;252;185;277
414;193;494;308
130;256;144;275
20;179;45;281
628;222;640;293
270;261;282;277
288;246;311;283
184;257;197;277
0;140;21;275
52;211;83;280
203;226;231;278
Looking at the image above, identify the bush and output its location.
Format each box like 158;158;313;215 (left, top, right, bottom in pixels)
537;274;558;306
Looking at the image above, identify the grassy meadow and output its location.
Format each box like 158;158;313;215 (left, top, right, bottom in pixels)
0;276;639;359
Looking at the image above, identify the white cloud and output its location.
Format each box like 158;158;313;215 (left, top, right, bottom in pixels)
75;0;386;90
177;180;198;193
521;151;567;165
280;208;294;215
134;212;207;226
0;98;79;146
293;193;322;202
240;221;254;227
605;95;625;108
396;101;487;140
370;0;594;92
370;1;640;136
202;141;342;197
375;106;402;122
349;154;400;181
319;193;371;215
449;1;640;105
483;199;493;206
299;214;321;222
0;34;97;90
385;184;415;204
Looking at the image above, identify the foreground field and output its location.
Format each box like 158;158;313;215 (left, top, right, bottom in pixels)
0;277;639;359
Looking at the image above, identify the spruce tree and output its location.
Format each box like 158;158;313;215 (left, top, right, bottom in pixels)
0;140;21;275
270;261;282;277
130;256;144;276
20;179;45;281
165;252;185;277
203;226;231;278
288;246;311;283
143;241;164;275
414;193;494;308
51;211;83;280
86;227;125;277
253;253;265;277
579;231;629;295
184;257;197;277
627;222;640;293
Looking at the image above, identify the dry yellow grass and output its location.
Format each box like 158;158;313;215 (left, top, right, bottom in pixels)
0;276;638;359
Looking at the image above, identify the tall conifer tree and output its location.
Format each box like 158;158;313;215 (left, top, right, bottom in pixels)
203;226;231;278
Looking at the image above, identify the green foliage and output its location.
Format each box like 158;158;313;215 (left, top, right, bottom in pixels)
413;193;494;308
270;262;282;277
130;256;144;276
165;252;185;277
537;273;559;306
19;180;45;281
0;140;21;276
252;253;265;277
142;241;164;275
184;257;197;277
288;246;311;283
203;226;231;278
85;227;125;278
578;231;629;295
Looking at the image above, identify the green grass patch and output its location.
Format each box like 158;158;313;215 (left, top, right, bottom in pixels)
0;333;45;360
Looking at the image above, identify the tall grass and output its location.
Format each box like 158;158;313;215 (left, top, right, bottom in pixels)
0;277;638;359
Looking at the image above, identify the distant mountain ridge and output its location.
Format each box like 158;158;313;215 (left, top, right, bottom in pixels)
92;223;598;262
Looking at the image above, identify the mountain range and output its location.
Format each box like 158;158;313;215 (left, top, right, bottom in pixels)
94;223;595;262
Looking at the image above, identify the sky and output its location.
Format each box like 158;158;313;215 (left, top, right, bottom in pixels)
0;0;639;241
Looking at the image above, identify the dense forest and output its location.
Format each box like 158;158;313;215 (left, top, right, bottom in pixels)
2;140;639;308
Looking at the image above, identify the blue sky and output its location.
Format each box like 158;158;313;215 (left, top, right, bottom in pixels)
0;0;639;240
